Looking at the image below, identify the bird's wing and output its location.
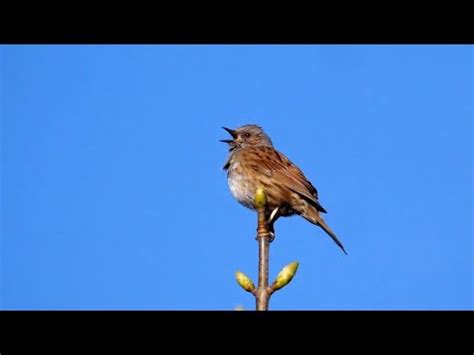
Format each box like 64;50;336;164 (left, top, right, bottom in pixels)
246;146;327;213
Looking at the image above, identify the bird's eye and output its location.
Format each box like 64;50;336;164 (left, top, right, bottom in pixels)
244;133;251;138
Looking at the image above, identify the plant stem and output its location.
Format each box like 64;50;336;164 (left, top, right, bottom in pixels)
255;206;271;311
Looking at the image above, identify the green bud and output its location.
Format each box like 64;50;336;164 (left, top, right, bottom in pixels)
272;261;299;291
235;271;256;293
254;187;267;208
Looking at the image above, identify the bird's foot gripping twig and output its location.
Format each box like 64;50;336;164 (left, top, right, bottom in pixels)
256;207;278;242
255;229;274;242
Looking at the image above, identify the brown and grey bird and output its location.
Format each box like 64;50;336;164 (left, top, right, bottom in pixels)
221;124;347;254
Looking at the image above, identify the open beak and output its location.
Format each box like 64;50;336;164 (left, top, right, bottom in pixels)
220;126;237;143
222;127;237;139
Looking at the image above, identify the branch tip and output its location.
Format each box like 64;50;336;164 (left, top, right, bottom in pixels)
254;187;267;208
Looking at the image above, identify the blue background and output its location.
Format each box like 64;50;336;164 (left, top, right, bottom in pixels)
1;45;472;310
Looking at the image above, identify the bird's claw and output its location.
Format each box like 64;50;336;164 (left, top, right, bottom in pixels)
268;231;275;242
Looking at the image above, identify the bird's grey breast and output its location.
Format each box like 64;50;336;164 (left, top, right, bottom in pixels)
226;152;255;210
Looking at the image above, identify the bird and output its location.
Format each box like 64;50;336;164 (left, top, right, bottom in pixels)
220;124;347;255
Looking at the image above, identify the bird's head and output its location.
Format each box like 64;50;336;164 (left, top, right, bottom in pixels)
220;124;273;151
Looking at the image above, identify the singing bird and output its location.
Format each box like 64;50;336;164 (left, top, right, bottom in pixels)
221;124;347;254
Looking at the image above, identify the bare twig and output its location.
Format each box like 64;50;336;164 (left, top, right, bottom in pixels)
235;188;299;311
254;204;272;310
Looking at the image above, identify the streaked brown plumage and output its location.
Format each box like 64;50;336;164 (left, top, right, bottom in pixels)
221;124;346;254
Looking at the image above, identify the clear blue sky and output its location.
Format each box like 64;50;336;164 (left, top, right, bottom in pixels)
1;45;472;310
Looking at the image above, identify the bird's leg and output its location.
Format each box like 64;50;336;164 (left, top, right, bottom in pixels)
269;207;280;225
267;207;280;242
255;207;280;242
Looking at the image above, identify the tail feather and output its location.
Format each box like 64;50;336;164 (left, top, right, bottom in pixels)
302;210;347;255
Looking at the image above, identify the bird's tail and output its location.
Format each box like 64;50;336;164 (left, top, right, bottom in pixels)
302;209;347;255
